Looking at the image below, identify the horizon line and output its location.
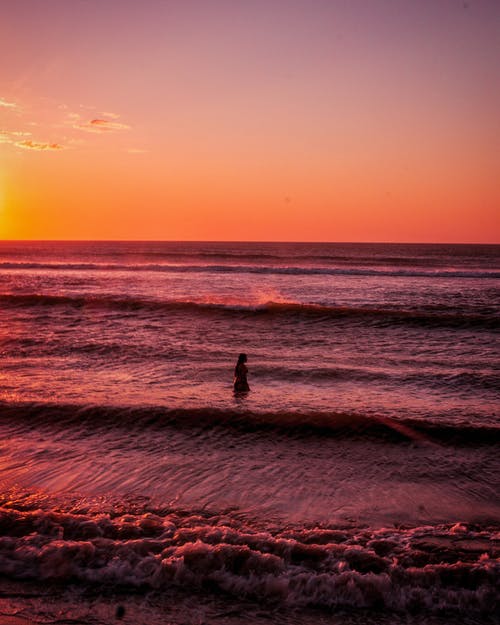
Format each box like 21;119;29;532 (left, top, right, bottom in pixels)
0;239;498;246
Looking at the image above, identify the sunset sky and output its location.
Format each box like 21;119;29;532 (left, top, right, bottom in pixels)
1;0;499;242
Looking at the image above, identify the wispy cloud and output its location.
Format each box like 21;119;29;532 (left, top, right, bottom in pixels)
1;127;63;152
0;97;18;109
1;98;130;152
75;118;131;133
0;129;32;142
1;129;31;137
126;148;148;154
16;140;64;151
99;111;121;120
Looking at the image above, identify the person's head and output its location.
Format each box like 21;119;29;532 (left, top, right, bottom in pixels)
237;353;247;365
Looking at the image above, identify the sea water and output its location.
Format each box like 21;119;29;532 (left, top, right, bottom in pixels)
0;241;498;624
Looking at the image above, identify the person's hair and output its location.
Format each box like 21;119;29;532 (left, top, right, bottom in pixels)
237;353;247;365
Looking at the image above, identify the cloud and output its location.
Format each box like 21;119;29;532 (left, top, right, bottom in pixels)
99;111;121;119
0;97;18;108
1;130;31;138
0;100;130;152
75;118;130;133
126;148;148;154
1;129;62;151
16;140;64;151
0;129;32;144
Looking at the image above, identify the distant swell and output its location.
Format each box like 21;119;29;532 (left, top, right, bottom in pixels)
1;293;496;328
1;260;499;279
2;400;499;445
0;496;497;615
260;365;500;394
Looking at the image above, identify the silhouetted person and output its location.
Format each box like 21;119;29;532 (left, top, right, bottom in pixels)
233;353;250;393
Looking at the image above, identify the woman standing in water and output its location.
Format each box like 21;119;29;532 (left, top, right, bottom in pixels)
233;353;250;393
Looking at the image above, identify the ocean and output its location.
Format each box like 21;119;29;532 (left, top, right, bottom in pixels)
0;241;498;625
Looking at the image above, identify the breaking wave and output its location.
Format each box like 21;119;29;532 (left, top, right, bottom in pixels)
1;260;499;279
0;495;497;615
0;293;496;328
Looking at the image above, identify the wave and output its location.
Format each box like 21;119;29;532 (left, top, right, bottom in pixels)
2;400;499;445
258;364;500;394
1;293;497;328
0;494;497;615
1;260;499;279
2;332;497;395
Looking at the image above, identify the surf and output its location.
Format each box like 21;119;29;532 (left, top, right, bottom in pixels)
0;292;496;329
2;400;499;445
1;259;499;279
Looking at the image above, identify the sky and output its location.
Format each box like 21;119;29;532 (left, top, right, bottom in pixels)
1;0;499;242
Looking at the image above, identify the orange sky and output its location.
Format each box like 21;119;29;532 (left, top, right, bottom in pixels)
1;0;499;242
